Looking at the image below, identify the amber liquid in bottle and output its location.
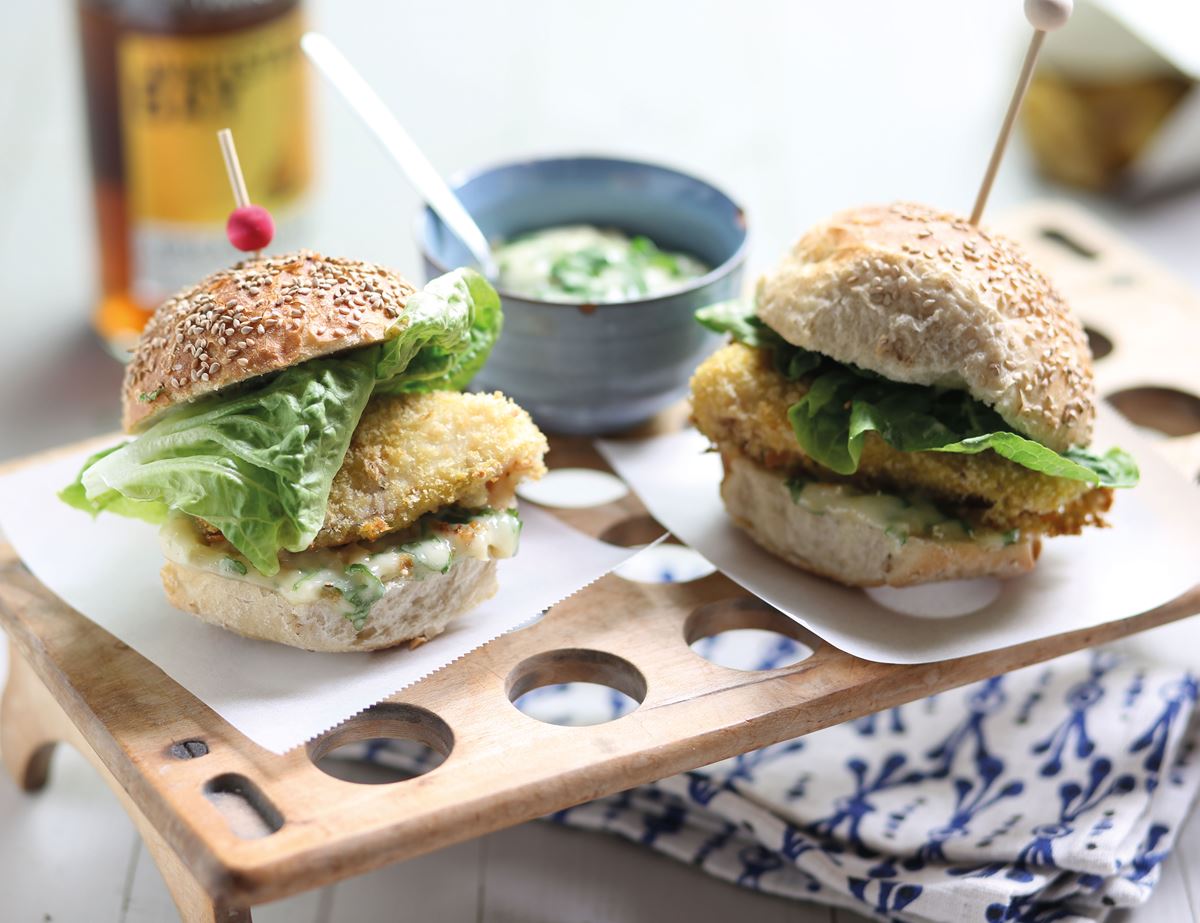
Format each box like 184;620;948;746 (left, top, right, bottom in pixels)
77;0;311;356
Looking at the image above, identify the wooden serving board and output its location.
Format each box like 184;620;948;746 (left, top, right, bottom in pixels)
2;202;1198;922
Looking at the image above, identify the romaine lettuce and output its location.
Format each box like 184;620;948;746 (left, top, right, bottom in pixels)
697;299;1138;489
61;269;502;575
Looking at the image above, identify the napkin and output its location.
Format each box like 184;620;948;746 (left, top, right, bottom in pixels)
350;636;1200;923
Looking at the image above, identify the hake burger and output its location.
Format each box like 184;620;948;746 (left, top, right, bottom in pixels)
691;203;1138;587
63;252;547;651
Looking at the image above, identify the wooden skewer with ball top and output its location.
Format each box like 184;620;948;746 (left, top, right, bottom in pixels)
217;128;275;257
970;0;1073;225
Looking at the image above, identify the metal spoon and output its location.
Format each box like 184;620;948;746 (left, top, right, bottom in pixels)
300;32;498;279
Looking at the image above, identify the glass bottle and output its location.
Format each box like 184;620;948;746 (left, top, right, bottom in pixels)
76;0;312;356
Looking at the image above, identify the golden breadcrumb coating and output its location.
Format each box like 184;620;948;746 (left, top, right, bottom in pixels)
690;343;1111;536
312;390;548;547
202;390;548;549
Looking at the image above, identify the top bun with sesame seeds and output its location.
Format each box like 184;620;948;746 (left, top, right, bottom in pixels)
121;250;416;433
754;202;1095;452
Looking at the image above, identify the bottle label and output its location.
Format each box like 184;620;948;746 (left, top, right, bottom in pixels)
117;7;311;304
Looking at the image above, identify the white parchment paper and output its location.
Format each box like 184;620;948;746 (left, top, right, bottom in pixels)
0;447;639;753
599;407;1200;665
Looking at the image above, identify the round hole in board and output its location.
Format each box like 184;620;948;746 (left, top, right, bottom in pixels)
600;514;670;548
865;579;1002;619
616;544;716;585
599;515;716;584
513;682;642;726
314;738;447;784
1106;387;1200;438
306;703;452;785
1039;228;1098;260
517;468;629;509
507;649;646;726
1084;327;1113;360
684;597;815;671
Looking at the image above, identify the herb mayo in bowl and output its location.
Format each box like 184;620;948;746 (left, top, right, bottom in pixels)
494;225;708;303
418;155;747;434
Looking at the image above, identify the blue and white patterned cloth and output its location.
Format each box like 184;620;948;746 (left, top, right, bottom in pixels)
352;640;1200;923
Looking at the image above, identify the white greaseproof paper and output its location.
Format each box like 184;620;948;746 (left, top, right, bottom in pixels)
0;446;640;753
598;406;1200;665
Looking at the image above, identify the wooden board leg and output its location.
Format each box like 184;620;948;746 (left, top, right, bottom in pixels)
0;644;252;922
138;817;253;923
1;647;57;791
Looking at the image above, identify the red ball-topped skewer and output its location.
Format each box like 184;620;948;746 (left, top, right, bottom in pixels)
226;205;275;253
217;128;275;256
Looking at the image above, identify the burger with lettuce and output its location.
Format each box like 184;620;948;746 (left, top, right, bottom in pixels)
63;251;547;651
691;203;1138;586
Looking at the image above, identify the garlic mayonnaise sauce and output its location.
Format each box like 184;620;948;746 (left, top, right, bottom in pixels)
159;508;522;627
787;480;1017;548
494;225;707;303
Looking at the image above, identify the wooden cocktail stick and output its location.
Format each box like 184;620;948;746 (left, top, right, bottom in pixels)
217;128;251;210
216;128;275;257
970;0;1073;225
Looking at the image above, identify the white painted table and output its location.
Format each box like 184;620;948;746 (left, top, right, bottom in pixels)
2;2;1199;920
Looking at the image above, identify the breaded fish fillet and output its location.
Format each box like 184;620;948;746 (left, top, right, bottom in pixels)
200;390;547;549
313;390;548;547
691;343;1111;536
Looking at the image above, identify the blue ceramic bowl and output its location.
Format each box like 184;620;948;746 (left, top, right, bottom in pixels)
417;155;748;434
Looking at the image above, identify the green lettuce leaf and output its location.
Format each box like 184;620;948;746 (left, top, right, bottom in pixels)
375;267;502;394
698;299;823;380
59;445;169;524
931;436;1140;487
696;298;764;346
698;299;1139;489
62;269;501;575
75;353;377;575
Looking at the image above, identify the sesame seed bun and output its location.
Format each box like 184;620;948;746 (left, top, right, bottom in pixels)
121;251;416;433
755;203;1096;452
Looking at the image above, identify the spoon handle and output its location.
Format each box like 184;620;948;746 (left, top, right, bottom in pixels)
300;32;498;278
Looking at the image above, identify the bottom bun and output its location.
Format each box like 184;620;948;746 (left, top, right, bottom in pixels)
161;557;499;652
719;451;1040;587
